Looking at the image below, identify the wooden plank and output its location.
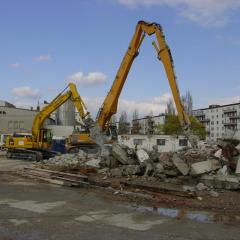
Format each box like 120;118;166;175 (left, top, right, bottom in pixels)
24;167;88;180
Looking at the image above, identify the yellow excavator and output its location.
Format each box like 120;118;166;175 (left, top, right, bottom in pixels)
6;83;92;160
90;20;198;148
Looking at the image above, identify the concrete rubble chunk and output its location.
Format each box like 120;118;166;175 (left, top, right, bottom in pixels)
200;175;240;190
196;182;207;191
136;149;149;163
217;165;228;176
124;165;142;176
235;155;240;174
164;169;179;177
110;167;123;177
111;143;129;165
235;143;240;152
144;162;154;176
190;160;221;176
172;154;189;176
209;190;219;197
85;158;101;168
214;149;222;159
110;165;142;177
159;152;171;162
154;163;164;174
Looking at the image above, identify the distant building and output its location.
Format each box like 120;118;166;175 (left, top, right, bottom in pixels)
192;103;240;141
118;134;190;152
0;100;54;134
132;114;166;134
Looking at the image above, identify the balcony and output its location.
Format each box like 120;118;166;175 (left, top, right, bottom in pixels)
199;118;210;122
229;115;240;119
193;111;205;117
223;121;237;126
223;108;237;114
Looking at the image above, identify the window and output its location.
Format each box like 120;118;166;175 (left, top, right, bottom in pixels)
211;121;214;125
133;139;143;145
179;139;188;147
216;121;218;124
156;139;166;146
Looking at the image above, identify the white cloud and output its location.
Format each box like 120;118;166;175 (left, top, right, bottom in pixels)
84;92;172;119
116;0;240;26
12;86;41;99
9;62;21;68
208;96;240;106
67;71;107;86
34;54;51;61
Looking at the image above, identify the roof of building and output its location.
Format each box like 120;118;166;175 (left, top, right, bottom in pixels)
0;105;39;112
193;102;240;111
133;113;166;121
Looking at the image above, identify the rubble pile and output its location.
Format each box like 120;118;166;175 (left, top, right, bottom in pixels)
40;140;240;191
42;150;100;171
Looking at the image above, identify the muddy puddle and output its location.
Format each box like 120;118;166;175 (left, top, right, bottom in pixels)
129;205;240;224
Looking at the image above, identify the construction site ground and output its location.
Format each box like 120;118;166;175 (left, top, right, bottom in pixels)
0;154;240;239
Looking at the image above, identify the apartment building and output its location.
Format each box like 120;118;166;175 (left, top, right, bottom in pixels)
192;103;240;141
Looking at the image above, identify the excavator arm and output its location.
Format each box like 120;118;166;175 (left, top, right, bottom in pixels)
97;21;190;131
32;83;89;143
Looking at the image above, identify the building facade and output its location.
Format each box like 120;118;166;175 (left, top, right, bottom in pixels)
0;105;38;134
132;114;166;134
118;134;190;152
192;103;240;141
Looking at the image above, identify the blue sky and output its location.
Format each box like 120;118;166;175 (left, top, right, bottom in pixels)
0;0;240;118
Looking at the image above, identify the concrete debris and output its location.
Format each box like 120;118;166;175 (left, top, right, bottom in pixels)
196;182;208;191
209;190;219;197
217;165;228;176
214;149;222;159
111;143;129;165
200;175;240;190
85;158;101;168
172;154;189;176
236;156;240;174
136;149;149;163
40;138;240;191
144;162;154;176
110;165;142;177
190;160;221;176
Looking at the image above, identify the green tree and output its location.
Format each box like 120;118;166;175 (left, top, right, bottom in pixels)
163;115;182;135
189;116;207;140
163;115;206;139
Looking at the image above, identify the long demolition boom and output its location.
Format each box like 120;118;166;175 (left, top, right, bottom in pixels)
97;20;190;131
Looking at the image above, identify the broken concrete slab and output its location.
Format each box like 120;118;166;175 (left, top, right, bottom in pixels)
164;169;179;177
110;165;142;177
136;149;149;163
209;190;219;197
214;149;222;159
236;156;240;174
217;165;228;176
235;143;240;152
200;175;240;190
196;182;207;191
85;158;101;168
159;152;171;162
112;144;129;165
190;160;221;176
144;162;154;176
154;163;164;174
172;154;189;176
123;165;142;176
110;167;123;177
